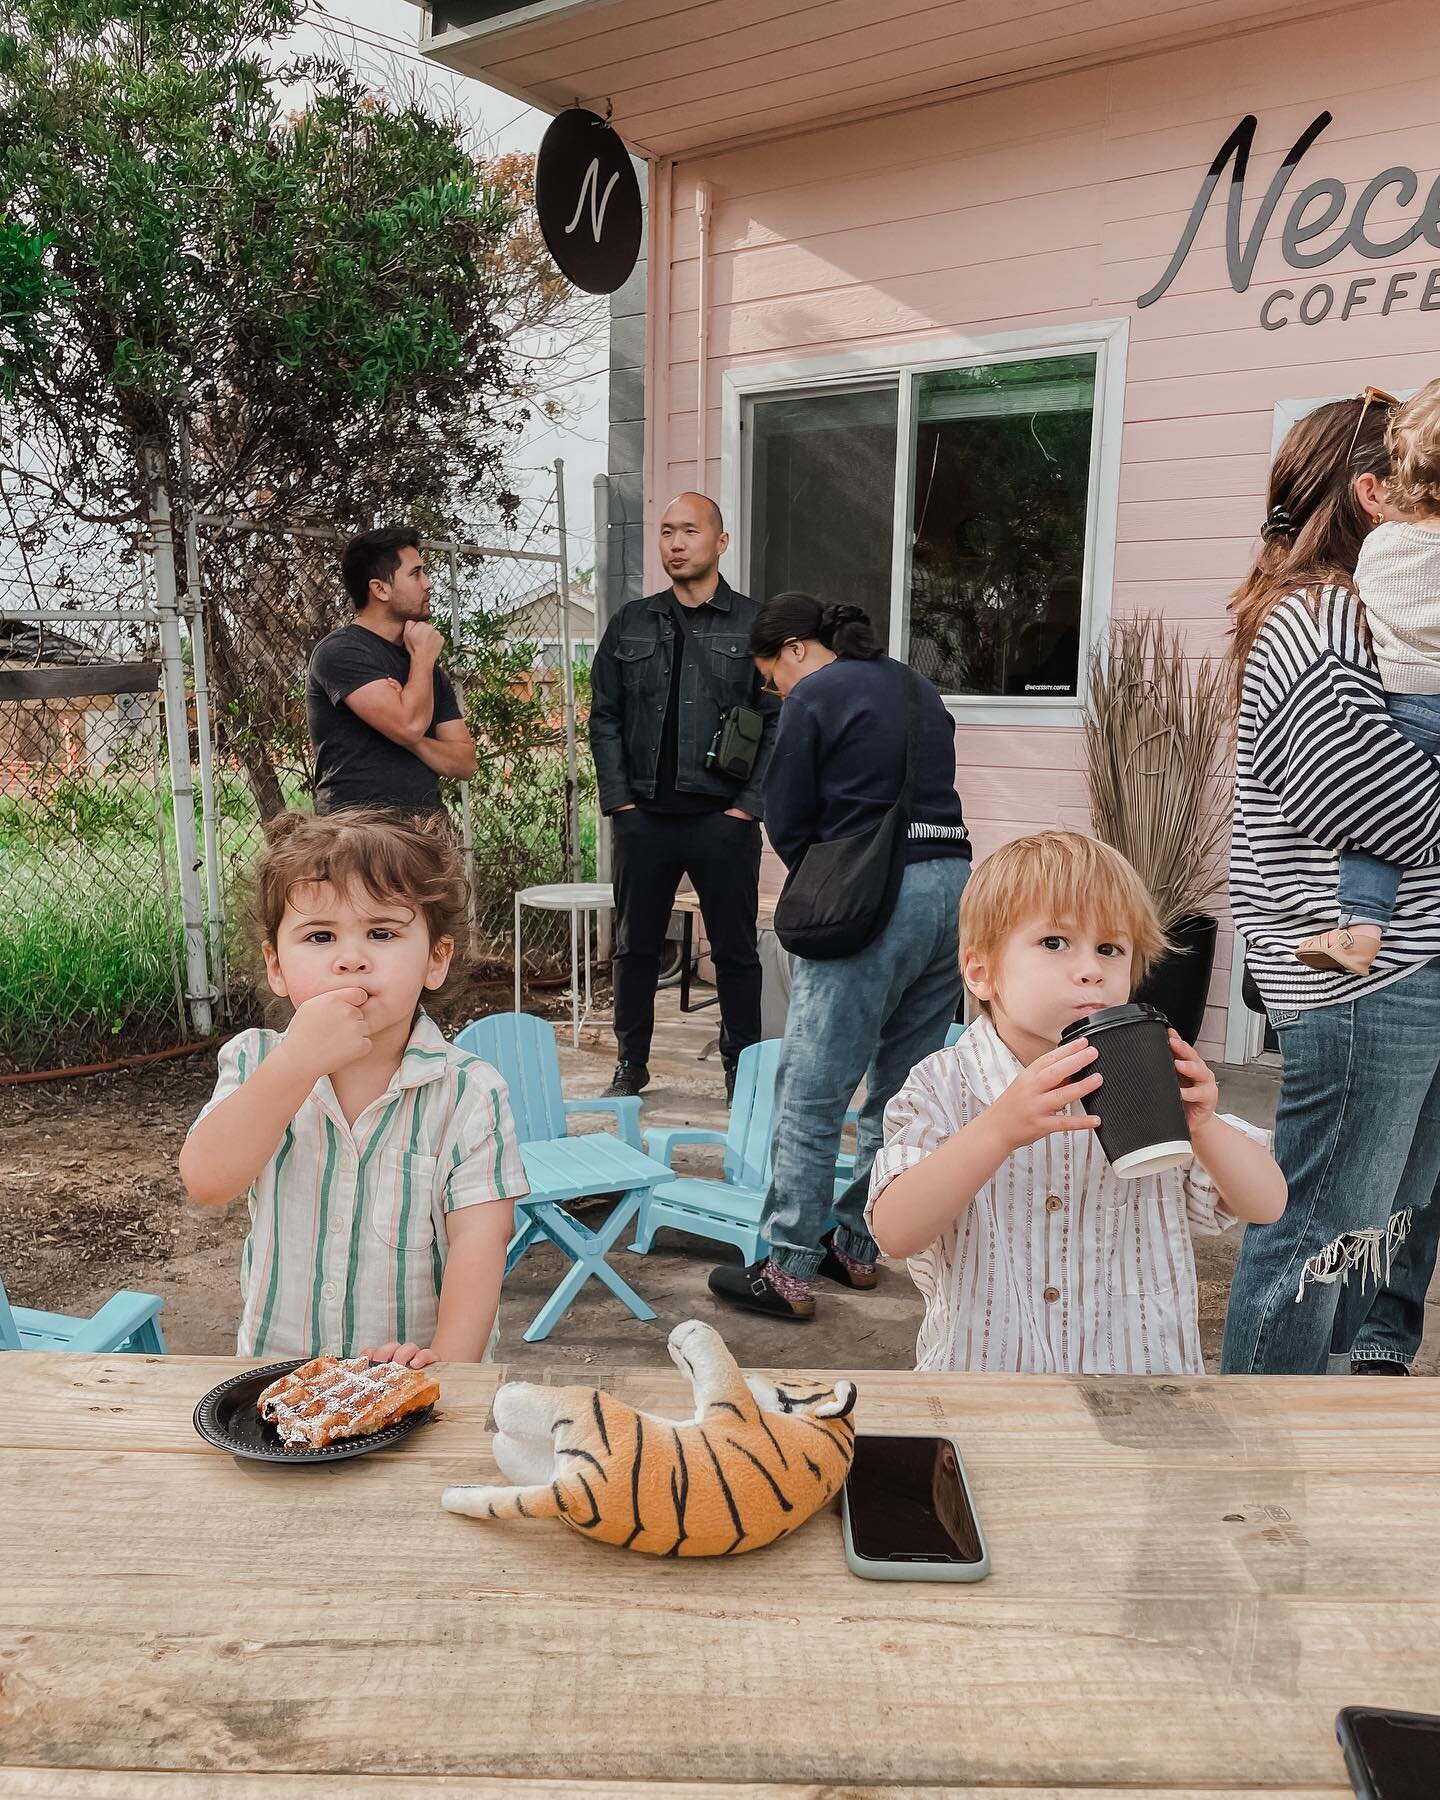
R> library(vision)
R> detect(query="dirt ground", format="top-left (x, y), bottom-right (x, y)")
top-left (1, 1057), bottom-right (223, 1314)
top-left (4, 992), bottom-right (1436, 1375)
top-left (0, 973), bottom-right (535, 1319)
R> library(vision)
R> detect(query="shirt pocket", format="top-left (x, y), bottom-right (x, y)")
top-left (615, 636), bottom-right (658, 689)
top-left (1103, 1191), bottom-right (1189, 1299)
top-left (367, 1150), bottom-right (440, 1251)
top-left (701, 634), bottom-right (751, 690)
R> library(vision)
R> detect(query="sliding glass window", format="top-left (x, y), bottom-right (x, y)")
top-left (742, 350), bottom-right (1098, 703)
top-left (906, 354), bottom-right (1095, 698)
top-left (745, 386), bottom-right (898, 646)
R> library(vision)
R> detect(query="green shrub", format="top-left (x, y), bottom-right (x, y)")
top-left (0, 748), bottom-right (590, 1064)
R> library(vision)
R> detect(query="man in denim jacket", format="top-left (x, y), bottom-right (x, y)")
top-left (589, 493), bottom-right (776, 1100)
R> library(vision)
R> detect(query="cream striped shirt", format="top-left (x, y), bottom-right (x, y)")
top-left (193, 1013), bottom-right (527, 1358)
top-left (866, 1017), bottom-right (1261, 1376)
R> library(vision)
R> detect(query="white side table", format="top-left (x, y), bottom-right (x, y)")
top-left (514, 882), bottom-right (616, 1049)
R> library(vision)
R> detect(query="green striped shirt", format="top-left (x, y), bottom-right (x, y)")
top-left (193, 1013), bottom-right (527, 1357)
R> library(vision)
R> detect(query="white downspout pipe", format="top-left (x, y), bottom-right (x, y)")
top-left (695, 179), bottom-right (712, 486)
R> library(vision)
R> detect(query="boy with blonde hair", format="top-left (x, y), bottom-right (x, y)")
top-left (867, 832), bottom-right (1285, 1375)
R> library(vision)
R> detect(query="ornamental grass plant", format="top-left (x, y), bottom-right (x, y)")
top-left (1084, 614), bottom-right (1235, 931)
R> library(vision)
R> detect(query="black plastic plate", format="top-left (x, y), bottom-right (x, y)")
top-left (192, 1359), bottom-right (435, 1465)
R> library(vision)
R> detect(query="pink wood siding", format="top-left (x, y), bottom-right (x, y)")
top-left (653, 0), bottom-right (1440, 1060)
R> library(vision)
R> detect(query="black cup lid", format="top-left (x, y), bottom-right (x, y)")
top-left (1059, 1002), bottom-right (1170, 1043)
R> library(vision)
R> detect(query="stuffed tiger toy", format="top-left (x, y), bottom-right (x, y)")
top-left (441, 1318), bottom-right (857, 1556)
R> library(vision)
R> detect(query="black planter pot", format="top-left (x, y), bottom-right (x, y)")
top-left (1134, 913), bottom-right (1219, 1047)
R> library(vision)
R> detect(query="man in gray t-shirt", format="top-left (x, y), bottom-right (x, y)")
top-left (306, 527), bottom-right (476, 816)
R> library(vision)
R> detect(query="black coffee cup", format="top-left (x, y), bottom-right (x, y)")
top-left (1058, 1002), bottom-right (1192, 1180)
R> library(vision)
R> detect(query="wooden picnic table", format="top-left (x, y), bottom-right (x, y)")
top-left (2, 1354), bottom-right (1437, 1797)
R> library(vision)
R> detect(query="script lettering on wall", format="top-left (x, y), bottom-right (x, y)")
top-left (1138, 111), bottom-right (1440, 329)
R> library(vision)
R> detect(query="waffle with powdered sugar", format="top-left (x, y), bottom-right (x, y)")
top-left (257, 1355), bottom-right (439, 1449)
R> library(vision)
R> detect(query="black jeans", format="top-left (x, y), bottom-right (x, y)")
top-left (611, 807), bottom-right (762, 1069)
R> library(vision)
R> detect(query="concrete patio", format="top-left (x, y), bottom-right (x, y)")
top-left (498, 987), bottom-right (1297, 1377)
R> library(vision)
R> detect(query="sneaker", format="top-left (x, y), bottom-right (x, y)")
top-left (602, 1061), bottom-right (649, 1098)
top-left (1352, 1359), bottom-right (1410, 1375)
top-left (1296, 925), bottom-right (1381, 974)
top-left (818, 1230), bottom-right (878, 1291)
top-left (708, 1260), bottom-right (815, 1320)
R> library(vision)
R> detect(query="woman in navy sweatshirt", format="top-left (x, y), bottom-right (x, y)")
top-left (709, 593), bottom-right (971, 1322)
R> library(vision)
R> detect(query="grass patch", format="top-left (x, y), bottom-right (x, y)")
top-left (0, 842), bottom-right (184, 1070)
top-left (1, 762), bottom-right (595, 1068)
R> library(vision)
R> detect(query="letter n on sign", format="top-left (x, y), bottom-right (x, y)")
top-left (536, 109), bottom-right (643, 295)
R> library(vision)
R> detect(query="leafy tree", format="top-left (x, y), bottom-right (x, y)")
top-left (0, 0), bottom-right (599, 811)
top-left (0, 221), bottom-right (67, 396)
top-left (444, 602), bottom-right (595, 960)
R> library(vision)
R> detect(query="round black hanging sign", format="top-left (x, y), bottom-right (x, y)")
top-left (535, 108), bottom-right (643, 295)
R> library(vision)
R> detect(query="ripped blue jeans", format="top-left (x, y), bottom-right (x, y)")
top-left (1221, 958), bottom-right (1440, 1374)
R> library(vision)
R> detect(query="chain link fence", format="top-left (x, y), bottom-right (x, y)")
top-left (1, 470), bottom-right (595, 1073)
top-left (0, 496), bottom-right (189, 1073)
top-left (197, 507), bottom-right (596, 1016)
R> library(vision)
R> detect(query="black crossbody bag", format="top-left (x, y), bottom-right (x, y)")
top-left (671, 602), bottom-right (766, 784)
top-left (773, 662), bottom-right (923, 961)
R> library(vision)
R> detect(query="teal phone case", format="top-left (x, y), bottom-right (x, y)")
top-left (841, 1432), bottom-right (990, 1583)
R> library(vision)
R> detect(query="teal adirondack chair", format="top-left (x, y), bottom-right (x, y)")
top-left (454, 1013), bottom-right (672, 1342)
top-left (0, 1275), bottom-right (164, 1354)
top-left (631, 1037), bottom-right (853, 1264)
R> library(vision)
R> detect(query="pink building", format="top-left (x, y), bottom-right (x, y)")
top-left (424, 0), bottom-right (1440, 1064)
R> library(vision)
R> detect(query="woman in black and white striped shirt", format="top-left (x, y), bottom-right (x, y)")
top-left (1223, 393), bottom-right (1440, 1375)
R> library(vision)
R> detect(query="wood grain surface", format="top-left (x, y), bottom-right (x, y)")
top-left (3, 1354), bottom-right (1435, 1793)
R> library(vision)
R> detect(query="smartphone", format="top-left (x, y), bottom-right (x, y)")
top-left (841, 1432), bottom-right (989, 1582)
top-left (1335, 1707), bottom-right (1440, 1799)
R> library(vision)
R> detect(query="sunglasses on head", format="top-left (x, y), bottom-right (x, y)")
top-left (1347, 385), bottom-right (1400, 463)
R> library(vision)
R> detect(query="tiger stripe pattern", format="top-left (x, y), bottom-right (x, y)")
top-left (441, 1319), bottom-right (857, 1556)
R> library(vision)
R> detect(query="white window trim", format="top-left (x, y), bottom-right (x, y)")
top-left (1272, 387), bottom-right (1416, 455)
top-left (1223, 937), bottom-right (1265, 1064)
top-left (1222, 397), bottom-right (1336, 1063)
top-left (719, 317), bottom-right (1129, 727)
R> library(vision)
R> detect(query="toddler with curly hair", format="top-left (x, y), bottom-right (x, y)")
top-left (179, 808), bottom-right (525, 1366)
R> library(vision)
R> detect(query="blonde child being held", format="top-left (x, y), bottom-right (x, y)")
top-left (867, 832), bottom-right (1286, 1376)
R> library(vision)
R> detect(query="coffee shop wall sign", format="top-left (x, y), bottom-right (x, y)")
top-left (1140, 110), bottom-right (1440, 330)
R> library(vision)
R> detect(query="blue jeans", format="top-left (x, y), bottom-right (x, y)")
top-left (1336, 694), bottom-right (1440, 924)
top-left (1220, 958), bottom-right (1440, 1373)
top-left (762, 855), bottom-right (969, 1280)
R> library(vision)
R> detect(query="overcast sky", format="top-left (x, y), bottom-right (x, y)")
top-left (280, 0), bottom-right (612, 577)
